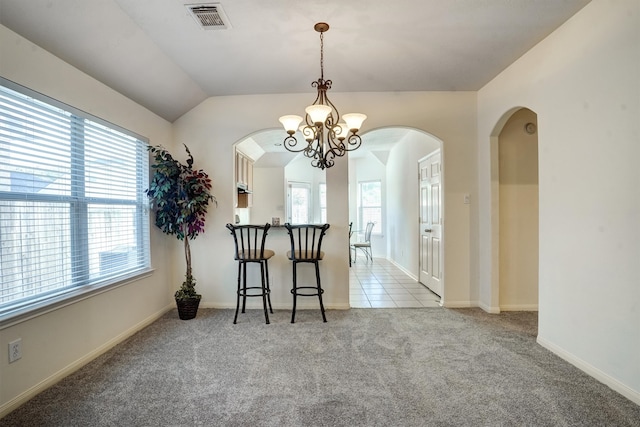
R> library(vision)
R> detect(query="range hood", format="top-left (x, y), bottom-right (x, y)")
top-left (237, 183), bottom-right (252, 194)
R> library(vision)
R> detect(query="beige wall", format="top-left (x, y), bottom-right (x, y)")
top-left (477, 0), bottom-right (640, 402)
top-left (251, 167), bottom-right (286, 225)
top-left (173, 91), bottom-right (478, 309)
top-left (0, 25), bottom-right (175, 415)
top-left (498, 108), bottom-right (539, 310)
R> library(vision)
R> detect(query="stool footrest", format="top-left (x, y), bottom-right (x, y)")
top-left (291, 286), bottom-right (324, 297)
top-left (238, 286), bottom-right (270, 297)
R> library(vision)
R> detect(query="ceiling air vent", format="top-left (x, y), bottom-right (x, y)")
top-left (186, 4), bottom-right (231, 30)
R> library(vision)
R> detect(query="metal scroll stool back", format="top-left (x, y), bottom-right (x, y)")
top-left (284, 223), bottom-right (330, 323)
top-left (226, 223), bottom-right (274, 324)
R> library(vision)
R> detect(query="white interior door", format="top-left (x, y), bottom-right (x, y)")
top-left (419, 151), bottom-right (443, 296)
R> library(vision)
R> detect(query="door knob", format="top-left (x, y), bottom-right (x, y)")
top-left (425, 229), bottom-right (432, 232)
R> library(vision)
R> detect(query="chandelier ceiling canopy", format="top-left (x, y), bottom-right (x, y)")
top-left (278, 22), bottom-right (367, 170)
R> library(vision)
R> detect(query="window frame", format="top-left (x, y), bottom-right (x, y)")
top-left (357, 180), bottom-right (382, 234)
top-left (0, 77), bottom-right (152, 326)
top-left (286, 181), bottom-right (312, 224)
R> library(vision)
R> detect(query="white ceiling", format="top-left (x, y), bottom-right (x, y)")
top-left (0, 0), bottom-right (591, 123)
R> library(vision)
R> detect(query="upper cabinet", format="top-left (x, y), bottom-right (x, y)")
top-left (236, 150), bottom-right (253, 208)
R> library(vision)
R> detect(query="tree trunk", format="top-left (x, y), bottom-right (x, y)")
top-left (184, 232), bottom-right (192, 284)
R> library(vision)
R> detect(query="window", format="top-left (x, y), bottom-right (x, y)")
top-left (319, 182), bottom-right (327, 224)
top-left (287, 182), bottom-right (311, 224)
top-left (0, 78), bottom-right (150, 318)
top-left (358, 180), bottom-right (382, 233)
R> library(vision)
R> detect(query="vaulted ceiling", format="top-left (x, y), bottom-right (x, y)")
top-left (0, 0), bottom-right (591, 123)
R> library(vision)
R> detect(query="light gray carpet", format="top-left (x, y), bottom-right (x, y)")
top-left (2, 308), bottom-right (639, 426)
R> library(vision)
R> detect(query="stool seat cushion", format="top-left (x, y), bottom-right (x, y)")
top-left (287, 250), bottom-right (324, 260)
top-left (236, 249), bottom-right (275, 260)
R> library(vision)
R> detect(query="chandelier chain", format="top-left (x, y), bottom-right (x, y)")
top-left (320, 31), bottom-right (324, 81)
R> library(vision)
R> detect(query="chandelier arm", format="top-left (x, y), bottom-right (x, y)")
top-left (322, 92), bottom-right (340, 130)
top-left (320, 149), bottom-right (335, 168)
top-left (310, 80), bottom-right (323, 100)
top-left (327, 128), bottom-right (339, 147)
top-left (283, 135), bottom-right (310, 153)
top-left (311, 158), bottom-right (325, 170)
top-left (303, 143), bottom-right (319, 158)
top-left (301, 127), bottom-right (323, 159)
top-left (325, 131), bottom-right (344, 155)
top-left (329, 141), bottom-right (347, 156)
top-left (301, 125), bottom-right (316, 142)
top-left (343, 133), bottom-right (363, 151)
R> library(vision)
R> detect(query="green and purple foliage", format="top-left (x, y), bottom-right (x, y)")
top-left (146, 144), bottom-right (216, 300)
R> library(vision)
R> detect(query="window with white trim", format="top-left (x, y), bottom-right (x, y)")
top-left (358, 180), bottom-right (382, 233)
top-left (0, 78), bottom-right (150, 318)
top-left (287, 181), bottom-right (311, 224)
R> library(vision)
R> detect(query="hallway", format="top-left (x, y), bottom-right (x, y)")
top-left (349, 258), bottom-right (441, 308)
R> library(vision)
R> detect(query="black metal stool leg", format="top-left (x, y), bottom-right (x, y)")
top-left (315, 261), bottom-right (327, 322)
top-left (241, 262), bottom-right (248, 313)
top-left (233, 262), bottom-right (242, 324)
top-left (260, 262), bottom-right (270, 324)
top-left (291, 262), bottom-right (298, 323)
top-left (264, 260), bottom-right (273, 314)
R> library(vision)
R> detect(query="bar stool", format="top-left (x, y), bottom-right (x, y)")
top-left (226, 223), bottom-right (274, 324)
top-left (284, 223), bottom-right (330, 323)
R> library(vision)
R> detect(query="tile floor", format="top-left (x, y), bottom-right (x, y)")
top-left (350, 257), bottom-right (442, 308)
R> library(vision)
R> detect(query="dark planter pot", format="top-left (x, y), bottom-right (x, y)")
top-left (176, 297), bottom-right (200, 320)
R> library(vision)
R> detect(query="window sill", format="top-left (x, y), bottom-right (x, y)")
top-left (0, 268), bottom-right (155, 330)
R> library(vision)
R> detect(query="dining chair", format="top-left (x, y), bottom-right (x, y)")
top-left (226, 223), bottom-right (274, 324)
top-left (351, 221), bottom-right (374, 263)
top-left (283, 223), bottom-right (330, 323)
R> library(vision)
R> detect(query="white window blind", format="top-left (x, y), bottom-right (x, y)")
top-left (358, 180), bottom-right (382, 233)
top-left (0, 78), bottom-right (150, 317)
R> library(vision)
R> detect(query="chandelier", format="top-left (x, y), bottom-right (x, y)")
top-left (278, 22), bottom-right (367, 170)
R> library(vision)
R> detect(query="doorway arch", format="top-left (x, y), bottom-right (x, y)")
top-left (349, 126), bottom-right (443, 307)
top-left (490, 108), bottom-right (539, 311)
top-left (232, 126), bottom-right (444, 309)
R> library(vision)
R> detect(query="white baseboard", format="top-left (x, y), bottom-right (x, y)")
top-left (441, 300), bottom-right (474, 309)
top-left (387, 258), bottom-right (418, 281)
top-left (537, 336), bottom-right (640, 406)
top-left (477, 301), bottom-right (501, 313)
top-left (0, 304), bottom-right (174, 419)
top-left (499, 304), bottom-right (538, 311)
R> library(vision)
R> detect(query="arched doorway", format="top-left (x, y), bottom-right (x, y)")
top-left (492, 108), bottom-right (539, 311)
top-left (348, 126), bottom-right (442, 308)
top-left (232, 126), bottom-right (444, 310)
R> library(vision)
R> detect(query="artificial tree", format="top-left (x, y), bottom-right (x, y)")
top-left (146, 144), bottom-right (216, 317)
